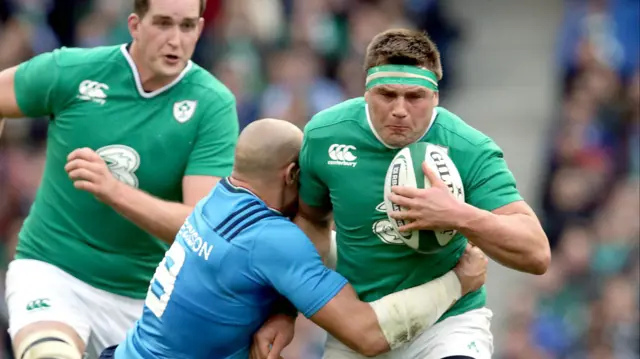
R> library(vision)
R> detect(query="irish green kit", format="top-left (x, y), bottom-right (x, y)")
top-left (299, 97), bottom-right (522, 320)
top-left (13, 45), bottom-right (239, 299)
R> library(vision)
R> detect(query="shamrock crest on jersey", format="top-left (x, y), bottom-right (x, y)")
top-left (372, 202), bottom-right (404, 245)
top-left (173, 100), bottom-right (198, 123)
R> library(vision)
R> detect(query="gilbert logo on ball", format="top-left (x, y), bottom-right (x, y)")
top-left (383, 142), bottom-right (465, 253)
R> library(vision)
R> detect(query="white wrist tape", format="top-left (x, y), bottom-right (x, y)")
top-left (325, 230), bottom-right (338, 269)
top-left (369, 271), bottom-right (462, 349)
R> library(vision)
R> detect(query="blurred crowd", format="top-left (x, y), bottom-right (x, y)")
top-left (0, 0), bottom-right (638, 359)
top-left (501, 1), bottom-right (640, 359)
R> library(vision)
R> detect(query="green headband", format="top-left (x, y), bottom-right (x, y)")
top-left (365, 65), bottom-right (438, 91)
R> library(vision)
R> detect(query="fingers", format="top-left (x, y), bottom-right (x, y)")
top-left (67, 147), bottom-right (102, 162)
top-left (72, 180), bottom-right (96, 192)
top-left (253, 336), bottom-right (272, 359)
top-left (467, 246), bottom-right (489, 269)
top-left (390, 185), bottom-right (421, 198)
top-left (468, 246), bottom-right (485, 258)
top-left (397, 221), bottom-right (420, 232)
top-left (387, 193), bottom-right (415, 208)
top-left (388, 209), bottom-right (418, 220)
top-left (422, 162), bottom-right (447, 190)
top-left (64, 159), bottom-right (103, 174)
top-left (266, 334), bottom-right (287, 359)
top-left (67, 168), bottom-right (100, 183)
top-left (249, 344), bottom-right (259, 359)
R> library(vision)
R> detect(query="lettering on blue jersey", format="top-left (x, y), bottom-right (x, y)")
top-left (180, 219), bottom-right (213, 260)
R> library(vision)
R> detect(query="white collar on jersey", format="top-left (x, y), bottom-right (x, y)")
top-left (119, 44), bottom-right (193, 99)
top-left (223, 178), bottom-right (284, 216)
top-left (365, 103), bottom-right (438, 149)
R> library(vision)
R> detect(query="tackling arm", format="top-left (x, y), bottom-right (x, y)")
top-left (255, 223), bottom-right (485, 358)
top-left (309, 270), bottom-right (463, 356)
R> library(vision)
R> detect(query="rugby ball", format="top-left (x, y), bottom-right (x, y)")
top-left (383, 142), bottom-right (465, 253)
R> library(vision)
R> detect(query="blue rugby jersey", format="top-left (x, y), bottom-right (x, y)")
top-left (115, 178), bottom-right (347, 359)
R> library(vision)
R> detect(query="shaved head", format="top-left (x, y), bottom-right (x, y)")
top-left (233, 118), bottom-right (303, 183)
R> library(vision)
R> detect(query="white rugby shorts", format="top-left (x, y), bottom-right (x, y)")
top-left (5, 259), bottom-right (144, 359)
top-left (323, 307), bottom-right (494, 359)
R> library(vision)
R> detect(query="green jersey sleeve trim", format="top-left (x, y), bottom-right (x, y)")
top-left (464, 140), bottom-right (523, 212)
top-left (14, 51), bottom-right (63, 117)
top-left (184, 98), bottom-right (239, 177)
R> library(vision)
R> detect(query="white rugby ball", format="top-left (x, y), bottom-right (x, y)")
top-left (383, 142), bottom-right (465, 253)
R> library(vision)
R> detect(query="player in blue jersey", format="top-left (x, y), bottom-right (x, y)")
top-left (100, 119), bottom-right (488, 359)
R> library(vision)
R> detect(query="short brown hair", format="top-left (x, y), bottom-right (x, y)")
top-left (364, 29), bottom-right (443, 80)
top-left (134, 0), bottom-right (207, 17)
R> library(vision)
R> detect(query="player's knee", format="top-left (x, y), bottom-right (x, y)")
top-left (16, 330), bottom-right (82, 359)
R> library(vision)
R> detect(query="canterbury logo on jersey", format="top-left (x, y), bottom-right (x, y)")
top-left (327, 144), bottom-right (357, 167)
top-left (26, 298), bottom-right (51, 311)
top-left (77, 80), bottom-right (109, 105)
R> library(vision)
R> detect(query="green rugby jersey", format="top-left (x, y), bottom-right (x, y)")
top-left (299, 97), bottom-right (522, 321)
top-left (14, 44), bottom-right (239, 299)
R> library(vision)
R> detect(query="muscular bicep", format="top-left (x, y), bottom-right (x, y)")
top-left (492, 200), bottom-right (536, 217)
top-left (0, 66), bottom-right (24, 118)
top-left (182, 175), bottom-right (221, 206)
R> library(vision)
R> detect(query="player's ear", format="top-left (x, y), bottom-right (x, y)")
top-left (432, 91), bottom-right (440, 107)
top-left (128, 13), bottom-right (142, 40)
top-left (196, 17), bottom-right (205, 38)
top-left (284, 162), bottom-right (300, 186)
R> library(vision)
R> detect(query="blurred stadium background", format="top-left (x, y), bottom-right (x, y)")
top-left (0, 0), bottom-right (638, 358)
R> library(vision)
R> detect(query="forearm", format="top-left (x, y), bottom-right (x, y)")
top-left (368, 271), bottom-right (462, 351)
top-left (105, 181), bottom-right (193, 243)
top-left (456, 203), bottom-right (550, 274)
top-left (311, 285), bottom-right (390, 357)
top-left (311, 271), bottom-right (461, 356)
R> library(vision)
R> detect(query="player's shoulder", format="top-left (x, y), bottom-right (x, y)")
top-left (249, 216), bottom-right (309, 250)
top-left (253, 216), bottom-right (303, 239)
top-left (431, 107), bottom-right (497, 149)
top-left (181, 62), bottom-right (235, 105)
top-left (304, 97), bottom-right (366, 137)
top-left (47, 45), bottom-right (123, 69)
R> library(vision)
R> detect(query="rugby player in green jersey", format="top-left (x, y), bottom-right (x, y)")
top-left (0, 0), bottom-right (239, 358)
top-left (258, 29), bottom-right (551, 359)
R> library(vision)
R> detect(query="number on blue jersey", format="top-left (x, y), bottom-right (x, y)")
top-left (145, 241), bottom-right (186, 318)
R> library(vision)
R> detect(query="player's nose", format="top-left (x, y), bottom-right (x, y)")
top-left (167, 27), bottom-right (181, 47)
top-left (391, 98), bottom-right (408, 119)
top-left (391, 108), bottom-right (408, 119)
